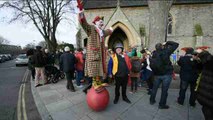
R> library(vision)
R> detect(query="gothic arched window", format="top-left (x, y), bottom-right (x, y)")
top-left (167, 14), bottom-right (172, 35)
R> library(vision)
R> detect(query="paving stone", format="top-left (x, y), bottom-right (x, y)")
top-left (42, 94), bottom-right (63, 105)
top-left (46, 99), bottom-right (73, 114)
top-left (51, 108), bottom-right (79, 120)
top-left (67, 93), bottom-right (85, 105)
top-left (39, 90), bottom-right (62, 98)
top-left (156, 106), bottom-right (188, 120)
top-left (37, 85), bottom-right (52, 92)
top-left (56, 88), bottom-right (79, 98)
top-left (153, 115), bottom-right (172, 120)
top-left (79, 115), bottom-right (93, 120)
top-left (70, 101), bottom-right (93, 119)
top-left (50, 84), bottom-right (66, 90)
top-left (120, 109), bottom-right (154, 120)
top-left (188, 105), bottom-right (204, 120)
top-left (34, 78), bottom-right (205, 120)
top-left (88, 110), bottom-right (120, 120)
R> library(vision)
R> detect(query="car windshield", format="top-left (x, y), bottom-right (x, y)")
top-left (17, 54), bottom-right (27, 59)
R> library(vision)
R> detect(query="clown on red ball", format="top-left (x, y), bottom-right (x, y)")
top-left (77, 0), bottom-right (113, 111)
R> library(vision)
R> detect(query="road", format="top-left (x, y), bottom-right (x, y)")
top-left (0, 60), bottom-right (41, 120)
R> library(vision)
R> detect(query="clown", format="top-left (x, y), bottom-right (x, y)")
top-left (77, 0), bottom-right (113, 92)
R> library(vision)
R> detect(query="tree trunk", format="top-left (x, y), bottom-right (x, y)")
top-left (148, 0), bottom-right (173, 50)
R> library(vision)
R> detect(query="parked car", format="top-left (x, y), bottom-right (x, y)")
top-left (0, 56), bottom-right (3, 63)
top-left (0, 55), bottom-right (7, 63)
top-left (15, 54), bottom-right (28, 66)
top-left (4, 54), bottom-right (12, 60)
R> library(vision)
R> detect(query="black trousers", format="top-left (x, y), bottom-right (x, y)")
top-left (202, 106), bottom-right (213, 120)
top-left (65, 71), bottom-right (75, 90)
top-left (115, 75), bottom-right (128, 99)
top-left (130, 77), bottom-right (138, 91)
top-left (31, 69), bottom-right (35, 79)
top-left (146, 74), bottom-right (154, 90)
top-left (178, 80), bottom-right (196, 105)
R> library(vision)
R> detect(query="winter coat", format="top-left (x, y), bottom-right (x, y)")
top-left (28, 55), bottom-right (35, 70)
top-left (59, 52), bottom-right (76, 73)
top-left (108, 53), bottom-right (132, 76)
top-left (152, 41), bottom-right (179, 75)
top-left (75, 52), bottom-right (84, 71)
top-left (178, 54), bottom-right (199, 82)
top-left (197, 54), bottom-right (213, 108)
top-left (79, 12), bottom-right (112, 77)
top-left (130, 56), bottom-right (141, 77)
top-left (45, 53), bottom-right (55, 65)
top-left (32, 50), bottom-right (47, 67)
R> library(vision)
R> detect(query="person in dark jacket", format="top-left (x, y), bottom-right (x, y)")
top-left (27, 49), bottom-right (36, 80)
top-left (129, 48), bottom-right (141, 93)
top-left (33, 46), bottom-right (47, 87)
top-left (60, 46), bottom-right (76, 92)
top-left (177, 48), bottom-right (199, 106)
top-left (150, 41), bottom-right (179, 109)
top-left (44, 49), bottom-right (55, 66)
top-left (196, 50), bottom-right (213, 120)
top-left (141, 49), bottom-right (154, 95)
top-left (108, 43), bottom-right (132, 104)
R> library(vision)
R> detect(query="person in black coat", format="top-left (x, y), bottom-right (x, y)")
top-left (196, 50), bottom-right (213, 120)
top-left (32, 46), bottom-right (47, 87)
top-left (177, 48), bottom-right (199, 106)
top-left (60, 46), bottom-right (76, 92)
top-left (150, 41), bottom-right (179, 109)
top-left (27, 49), bottom-right (36, 80)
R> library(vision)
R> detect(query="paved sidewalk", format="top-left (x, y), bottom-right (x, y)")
top-left (31, 78), bottom-right (204, 120)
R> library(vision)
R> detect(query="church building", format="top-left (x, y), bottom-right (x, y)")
top-left (76, 0), bottom-right (213, 54)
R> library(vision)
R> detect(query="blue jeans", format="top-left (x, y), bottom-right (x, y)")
top-left (150, 74), bottom-right (172, 106)
top-left (76, 70), bottom-right (84, 86)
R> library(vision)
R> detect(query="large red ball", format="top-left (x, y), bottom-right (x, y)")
top-left (86, 87), bottom-right (110, 111)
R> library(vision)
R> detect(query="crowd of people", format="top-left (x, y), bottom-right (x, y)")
top-left (26, 41), bottom-right (213, 120)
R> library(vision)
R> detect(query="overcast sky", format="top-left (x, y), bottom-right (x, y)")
top-left (0, 1), bottom-right (78, 48)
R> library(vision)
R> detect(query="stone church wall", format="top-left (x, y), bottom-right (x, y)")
top-left (79, 3), bottom-right (213, 54)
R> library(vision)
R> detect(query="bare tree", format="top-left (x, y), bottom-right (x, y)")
top-left (38, 40), bottom-right (47, 48)
top-left (0, 35), bottom-right (10, 45)
top-left (0, 0), bottom-right (75, 52)
top-left (148, 0), bottom-right (174, 50)
top-left (24, 42), bottom-right (35, 49)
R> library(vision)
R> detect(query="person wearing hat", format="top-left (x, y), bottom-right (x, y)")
top-left (33, 46), bottom-right (47, 87)
top-left (108, 43), bottom-right (132, 104)
top-left (60, 46), bottom-right (76, 92)
top-left (77, 1), bottom-right (113, 91)
top-left (177, 47), bottom-right (200, 107)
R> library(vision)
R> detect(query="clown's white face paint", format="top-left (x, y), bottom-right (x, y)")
top-left (95, 20), bottom-right (104, 29)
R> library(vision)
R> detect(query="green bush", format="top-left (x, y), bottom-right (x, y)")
top-left (139, 25), bottom-right (146, 36)
top-left (194, 24), bottom-right (203, 36)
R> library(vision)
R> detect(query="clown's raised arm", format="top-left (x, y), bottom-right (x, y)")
top-left (77, 0), bottom-right (113, 37)
top-left (77, 1), bottom-right (91, 36)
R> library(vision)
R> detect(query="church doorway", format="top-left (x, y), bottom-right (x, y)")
top-left (108, 27), bottom-right (129, 51)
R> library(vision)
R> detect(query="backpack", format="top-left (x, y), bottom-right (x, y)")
top-left (149, 51), bottom-right (167, 75)
top-left (131, 59), bottom-right (141, 73)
